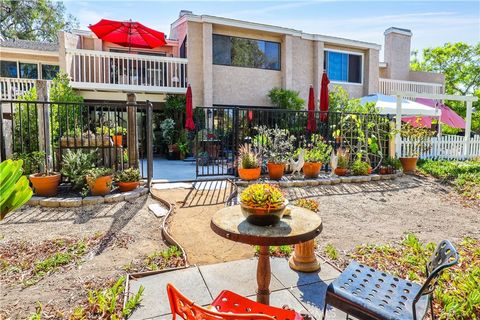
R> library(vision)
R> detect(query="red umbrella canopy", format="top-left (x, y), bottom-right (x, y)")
top-left (185, 85), bottom-right (195, 131)
top-left (307, 85), bottom-right (316, 132)
top-left (89, 19), bottom-right (166, 49)
top-left (320, 72), bottom-right (330, 122)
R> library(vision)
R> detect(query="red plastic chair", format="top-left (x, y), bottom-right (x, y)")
top-left (167, 283), bottom-right (303, 320)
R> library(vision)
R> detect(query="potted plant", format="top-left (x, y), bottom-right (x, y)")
top-left (177, 129), bottom-right (189, 160)
top-left (256, 126), bottom-right (295, 180)
top-left (60, 128), bottom-right (82, 147)
top-left (398, 123), bottom-right (434, 173)
top-left (335, 153), bottom-right (349, 176)
top-left (237, 144), bottom-right (261, 181)
top-left (60, 149), bottom-right (96, 191)
top-left (351, 158), bottom-right (370, 176)
top-left (160, 118), bottom-right (178, 159)
top-left (110, 126), bottom-right (127, 147)
top-left (85, 167), bottom-right (113, 196)
top-left (303, 139), bottom-right (332, 179)
top-left (95, 126), bottom-right (113, 147)
top-left (26, 151), bottom-right (62, 197)
top-left (115, 168), bottom-right (140, 192)
top-left (239, 183), bottom-right (288, 226)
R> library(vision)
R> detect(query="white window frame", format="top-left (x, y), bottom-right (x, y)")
top-left (325, 49), bottom-right (364, 86)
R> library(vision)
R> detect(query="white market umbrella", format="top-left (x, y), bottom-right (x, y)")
top-left (360, 94), bottom-right (441, 117)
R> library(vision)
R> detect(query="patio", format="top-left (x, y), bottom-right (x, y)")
top-left (128, 257), bottom-right (345, 320)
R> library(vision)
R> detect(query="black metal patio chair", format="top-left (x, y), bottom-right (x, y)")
top-left (322, 240), bottom-right (459, 320)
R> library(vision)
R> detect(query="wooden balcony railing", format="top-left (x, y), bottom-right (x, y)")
top-left (0, 78), bottom-right (49, 100)
top-left (65, 49), bottom-right (188, 93)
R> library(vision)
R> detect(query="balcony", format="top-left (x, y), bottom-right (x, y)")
top-left (379, 78), bottom-right (443, 96)
top-left (65, 49), bottom-right (188, 94)
top-left (0, 78), bottom-right (49, 100)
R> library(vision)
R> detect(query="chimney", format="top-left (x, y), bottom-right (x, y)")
top-left (179, 10), bottom-right (193, 18)
top-left (383, 27), bottom-right (412, 81)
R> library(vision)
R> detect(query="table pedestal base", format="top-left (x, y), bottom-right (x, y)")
top-left (289, 240), bottom-right (321, 273)
top-left (256, 246), bottom-right (271, 305)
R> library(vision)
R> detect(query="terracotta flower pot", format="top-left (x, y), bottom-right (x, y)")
top-left (267, 162), bottom-right (285, 180)
top-left (367, 166), bottom-right (372, 175)
top-left (118, 181), bottom-right (139, 192)
top-left (303, 162), bottom-right (322, 179)
top-left (238, 167), bottom-right (261, 181)
top-left (112, 135), bottom-right (123, 147)
top-left (334, 167), bottom-right (348, 176)
top-left (240, 199), bottom-right (288, 226)
top-left (29, 173), bottom-right (61, 197)
top-left (379, 167), bottom-right (388, 175)
top-left (399, 157), bottom-right (418, 173)
top-left (88, 175), bottom-right (113, 196)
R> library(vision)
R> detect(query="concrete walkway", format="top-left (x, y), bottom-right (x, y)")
top-left (128, 257), bottom-right (349, 320)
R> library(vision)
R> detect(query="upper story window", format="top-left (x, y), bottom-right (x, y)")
top-left (324, 50), bottom-right (362, 84)
top-left (42, 64), bottom-right (59, 80)
top-left (1, 61), bottom-right (17, 78)
top-left (213, 34), bottom-right (281, 71)
top-left (19, 63), bottom-right (38, 79)
top-left (1, 61), bottom-right (59, 80)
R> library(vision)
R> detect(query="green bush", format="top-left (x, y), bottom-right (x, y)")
top-left (351, 159), bottom-right (370, 175)
top-left (268, 88), bottom-right (305, 110)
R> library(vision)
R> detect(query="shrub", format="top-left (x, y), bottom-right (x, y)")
top-left (255, 126), bottom-right (295, 164)
top-left (115, 168), bottom-right (140, 183)
top-left (304, 140), bottom-right (332, 163)
top-left (351, 159), bottom-right (370, 175)
top-left (160, 118), bottom-right (176, 146)
top-left (60, 150), bottom-right (96, 190)
top-left (268, 88), bottom-right (305, 110)
top-left (240, 184), bottom-right (285, 209)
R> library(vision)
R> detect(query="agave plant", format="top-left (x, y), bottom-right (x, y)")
top-left (0, 159), bottom-right (33, 220)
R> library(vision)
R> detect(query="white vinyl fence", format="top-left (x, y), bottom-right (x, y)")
top-left (400, 135), bottom-right (480, 160)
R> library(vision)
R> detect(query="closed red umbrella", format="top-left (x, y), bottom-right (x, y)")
top-left (320, 71), bottom-right (330, 122)
top-left (307, 85), bottom-right (316, 132)
top-left (185, 84), bottom-right (195, 131)
top-left (89, 19), bottom-right (166, 49)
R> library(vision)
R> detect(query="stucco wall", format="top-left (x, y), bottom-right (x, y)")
top-left (409, 71), bottom-right (444, 84)
top-left (291, 37), bottom-right (314, 102)
top-left (383, 31), bottom-right (411, 81)
top-left (186, 21), bottom-right (204, 107)
top-left (0, 52), bottom-right (59, 64)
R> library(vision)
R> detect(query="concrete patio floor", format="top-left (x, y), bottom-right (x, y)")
top-left (128, 257), bottom-right (350, 320)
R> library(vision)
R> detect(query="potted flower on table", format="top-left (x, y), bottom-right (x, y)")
top-left (237, 144), bottom-right (261, 181)
top-left (239, 183), bottom-right (288, 226)
top-left (115, 168), bottom-right (141, 192)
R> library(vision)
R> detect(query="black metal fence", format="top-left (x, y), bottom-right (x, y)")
top-left (0, 100), bottom-right (153, 183)
top-left (194, 106), bottom-right (392, 177)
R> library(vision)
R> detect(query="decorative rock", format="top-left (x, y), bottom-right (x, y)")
top-left (104, 193), bottom-right (125, 203)
top-left (40, 197), bottom-right (60, 208)
top-left (27, 196), bottom-right (44, 206)
top-left (370, 174), bottom-right (381, 181)
top-left (340, 176), bottom-right (353, 183)
top-left (148, 203), bottom-right (168, 218)
top-left (59, 197), bottom-right (82, 207)
top-left (82, 196), bottom-right (104, 205)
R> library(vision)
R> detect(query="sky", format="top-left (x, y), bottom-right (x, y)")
top-left (64, 0), bottom-right (479, 58)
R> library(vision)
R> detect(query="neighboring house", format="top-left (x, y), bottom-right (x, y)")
top-left (0, 10), bottom-right (444, 107)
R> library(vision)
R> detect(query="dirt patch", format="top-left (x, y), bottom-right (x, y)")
top-left (163, 176), bottom-right (478, 266)
top-left (0, 195), bottom-right (169, 318)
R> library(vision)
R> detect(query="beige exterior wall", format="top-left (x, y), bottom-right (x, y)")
top-left (0, 51), bottom-right (58, 65)
top-left (409, 70), bottom-right (444, 84)
top-left (383, 29), bottom-right (412, 81)
top-left (186, 21), bottom-right (204, 107)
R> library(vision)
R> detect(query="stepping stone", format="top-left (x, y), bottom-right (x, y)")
top-left (148, 203), bottom-right (168, 218)
top-left (129, 267), bottom-right (211, 320)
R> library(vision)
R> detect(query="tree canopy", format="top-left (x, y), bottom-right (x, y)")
top-left (411, 42), bottom-right (480, 132)
top-left (0, 0), bottom-right (78, 42)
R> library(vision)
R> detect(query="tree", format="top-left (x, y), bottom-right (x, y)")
top-left (411, 42), bottom-right (480, 132)
top-left (0, 0), bottom-right (78, 42)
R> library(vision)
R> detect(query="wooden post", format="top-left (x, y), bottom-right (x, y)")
top-left (127, 93), bottom-right (139, 168)
top-left (36, 80), bottom-right (52, 172)
top-left (146, 100), bottom-right (153, 186)
top-left (289, 240), bottom-right (321, 272)
top-left (256, 246), bottom-right (271, 305)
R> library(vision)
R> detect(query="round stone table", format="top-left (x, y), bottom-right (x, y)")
top-left (211, 205), bottom-right (323, 305)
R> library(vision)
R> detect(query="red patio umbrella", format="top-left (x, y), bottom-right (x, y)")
top-left (89, 19), bottom-right (166, 49)
top-left (185, 84), bottom-right (195, 131)
top-left (319, 71), bottom-right (330, 122)
top-left (307, 85), bottom-right (316, 132)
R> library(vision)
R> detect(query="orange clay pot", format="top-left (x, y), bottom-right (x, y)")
top-left (399, 157), bottom-right (418, 173)
top-left (29, 173), bottom-right (61, 196)
top-left (379, 167), bottom-right (388, 175)
top-left (238, 167), bottom-right (261, 181)
top-left (367, 166), bottom-right (372, 175)
top-left (334, 167), bottom-right (348, 176)
top-left (112, 135), bottom-right (123, 147)
top-left (267, 162), bottom-right (285, 180)
top-left (88, 175), bottom-right (113, 196)
top-left (118, 181), bottom-right (139, 192)
top-left (303, 162), bottom-right (322, 179)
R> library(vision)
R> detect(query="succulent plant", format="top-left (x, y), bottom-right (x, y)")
top-left (240, 183), bottom-right (285, 209)
top-left (115, 168), bottom-right (141, 183)
top-left (238, 144), bottom-right (259, 169)
top-left (0, 159), bottom-right (33, 220)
